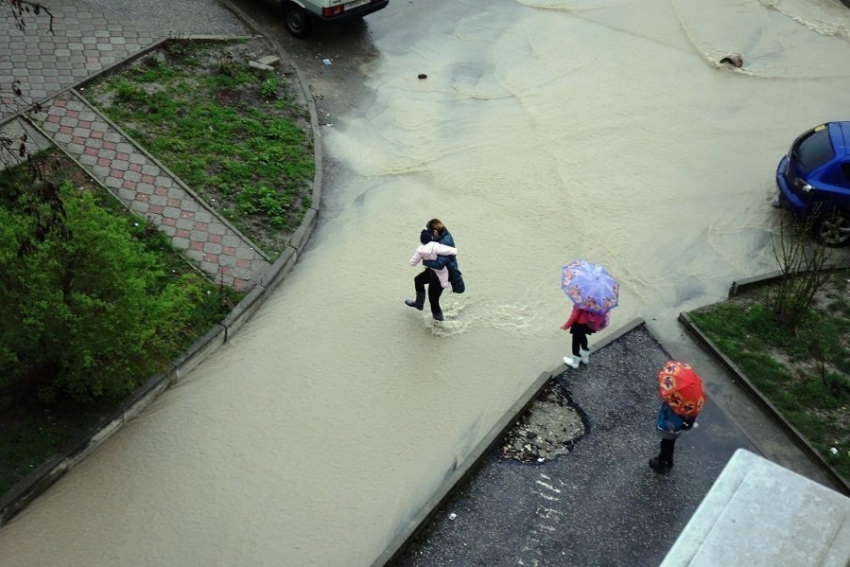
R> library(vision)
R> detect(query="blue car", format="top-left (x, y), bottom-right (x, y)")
top-left (775, 122), bottom-right (850, 246)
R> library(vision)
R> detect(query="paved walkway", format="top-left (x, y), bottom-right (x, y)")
top-left (28, 90), bottom-right (270, 290)
top-left (2, 2), bottom-right (272, 290)
top-left (0, 0), bottom-right (161, 120)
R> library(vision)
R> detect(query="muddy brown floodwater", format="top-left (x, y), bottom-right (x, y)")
top-left (0, 0), bottom-right (849, 565)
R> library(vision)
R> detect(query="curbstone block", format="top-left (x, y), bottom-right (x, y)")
top-left (171, 323), bottom-right (227, 381)
top-left (289, 207), bottom-right (317, 251)
top-left (221, 284), bottom-right (266, 340)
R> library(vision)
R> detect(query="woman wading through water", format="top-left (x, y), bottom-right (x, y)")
top-left (404, 219), bottom-right (463, 321)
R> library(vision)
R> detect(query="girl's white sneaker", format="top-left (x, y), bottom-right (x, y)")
top-left (579, 349), bottom-right (590, 365)
top-left (563, 356), bottom-right (580, 369)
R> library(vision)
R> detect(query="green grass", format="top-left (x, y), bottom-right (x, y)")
top-left (87, 40), bottom-right (314, 258)
top-left (688, 271), bottom-right (850, 482)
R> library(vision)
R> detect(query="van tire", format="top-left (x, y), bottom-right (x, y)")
top-left (814, 211), bottom-right (850, 247)
top-left (281, 3), bottom-right (311, 38)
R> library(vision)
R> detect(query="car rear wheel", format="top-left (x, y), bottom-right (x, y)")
top-left (815, 211), bottom-right (850, 247)
top-left (282, 3), bottom-right (311, 38)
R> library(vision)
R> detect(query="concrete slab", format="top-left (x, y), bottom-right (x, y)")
top-left (396, 325), bottom-right (757, 567)
top-left (662, 449), bottom-right (850, 567)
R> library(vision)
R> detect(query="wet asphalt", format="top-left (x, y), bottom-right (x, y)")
top-left (395, 324), bottom-right (756, 567)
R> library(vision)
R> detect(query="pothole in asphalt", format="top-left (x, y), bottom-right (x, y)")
top-left (500, 382), bottom-right (587, 464)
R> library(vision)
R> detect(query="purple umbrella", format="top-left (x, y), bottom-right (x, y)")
top-left (560, 259), bottom-right (619, 314)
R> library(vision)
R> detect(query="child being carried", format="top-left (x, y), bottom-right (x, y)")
top-left (409, 229), bottom-right (458, 288)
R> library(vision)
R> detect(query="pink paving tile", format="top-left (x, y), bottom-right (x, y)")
top-left (154, 187), bottom-right (168, 196)
top-left (141, 175), bottom-right (155, 184)
top-left (54, 99), bottom-right (67, 107)
top-left (220, 266), bottom-right (233, 275)
top-left (110, 169), bottom-right (124, 179)
top-left (129, 164), bottom-right (142, 172)
top-left (73, 136), bottom-right (86, 145)
top-left (236, 259), bottom-right (251, 269)
top-left (149, 205), bottom-right (163, 214)
top-left (97, 158), bottom-right (110, 167)
top-left (59, 126), bottom-right (72, 134)
top-left (204, 253), bottom-right (218, 262)
top-left (194, 222), bottom-right (209, 231)
top-left (162, 218), bottom-right (176, 226)
top-left (78, 120), bottom-right (91, 129)
top-left (47, 115), bottom-right (60, 123)
top-left (91, 131), bottom-right (103, 139)
top-left (103, 141), bottom-right (116, 150)
top-left (167, 198), bottom-right (180, 207)
top-left (65, 110), bottom-right (79, 118)
top-left (84, 147), bottom-right (98, 156)
top-left (233, 278), bottom-right (248, 290)
top-left (208, 234), bottom-right (222, 244)
top-left (180, 211), bottom-right (193, 219)
top-left (125, 180), bottom-right (139, 190)
top-left (176, 229), bottom-right (190, 238)
top-left (190, 241), bottom-right (203, 251)
top-left (222, 246), bottom-right (236, 256)
top-left (116, 152), bottom-right (130, 160)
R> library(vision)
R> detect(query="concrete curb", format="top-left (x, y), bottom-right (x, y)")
top-left (0, 28), bottom-right (324, 527)
top-left (370, 317), bottom-right (647, 567)
top-left (679, 311), bottom-right (850, 496)
top-left (728, 257), bottom-right (850, 297)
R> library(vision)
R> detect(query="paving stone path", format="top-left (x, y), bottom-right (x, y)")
top-left (30, 89), bottom-right (270, 290)
top-left (0, 1), bottom-right (161, 120)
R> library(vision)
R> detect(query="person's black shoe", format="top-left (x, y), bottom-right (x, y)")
top-left (432, 311), bottom-right (444, 322)
top-left (404, 292), bottom-right (426, 311)
top-left (649, 457), bottom-right (673, 474)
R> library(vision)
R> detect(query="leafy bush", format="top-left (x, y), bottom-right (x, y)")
top-left (0, 178), bottom-right (226, 405)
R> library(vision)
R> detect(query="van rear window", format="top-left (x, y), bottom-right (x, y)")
top-left (794, 127), bottom-right (834, 173)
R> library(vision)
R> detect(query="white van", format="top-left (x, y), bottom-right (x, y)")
top-left (278, 0), bottom-right (390, 38)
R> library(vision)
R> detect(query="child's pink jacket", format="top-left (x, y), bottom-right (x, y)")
top-left (563, 305), bottom-right (608, 331)
top-left (409, 242), bottom-right (458, 288)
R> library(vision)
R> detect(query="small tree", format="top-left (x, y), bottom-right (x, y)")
top-left (0, 174), bottom-right (218, 405)
top-left (770, 216), bottom-right (833, 333)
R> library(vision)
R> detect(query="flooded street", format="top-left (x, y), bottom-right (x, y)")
top-left (1, 0), bottom-right (849, 565)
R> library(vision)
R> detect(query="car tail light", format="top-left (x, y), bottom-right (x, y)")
top-left (322, 6), bottom-right (345, 16)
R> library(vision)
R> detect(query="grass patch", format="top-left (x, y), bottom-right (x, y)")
top-left (688, 270), bottom-right (850, 482)
top-left (85, 39), bottom-right (314, 259)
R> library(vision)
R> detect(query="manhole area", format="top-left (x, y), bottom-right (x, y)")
top-left (500, 382), bottom-right (586, 464)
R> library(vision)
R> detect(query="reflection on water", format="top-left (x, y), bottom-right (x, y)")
top-left (0, 0), bottom-right (848, 565)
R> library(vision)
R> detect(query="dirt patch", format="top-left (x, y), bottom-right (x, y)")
top-left (500, 383), bottom-right (587, 463)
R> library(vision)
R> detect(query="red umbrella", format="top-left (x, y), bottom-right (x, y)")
top-left (657, 361), bottom-right (706, 417)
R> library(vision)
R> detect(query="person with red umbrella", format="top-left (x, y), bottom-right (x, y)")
top-left (650, 361), bottom-right (706, 474)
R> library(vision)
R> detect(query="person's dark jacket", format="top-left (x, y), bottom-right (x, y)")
top-left (423, 230), bottom-right (458, 273)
